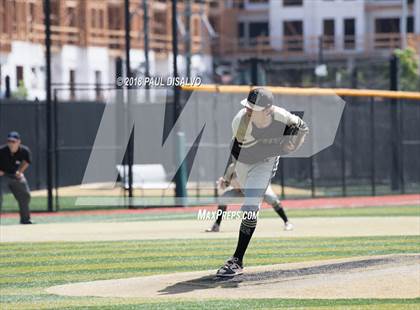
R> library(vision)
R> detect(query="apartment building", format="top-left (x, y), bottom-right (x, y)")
top-left (1, 0), bottom-right (419, 99)
top-left (209, 0), bottom-right (420, 60)
top-left (0, 0), bottom-right (213, 100)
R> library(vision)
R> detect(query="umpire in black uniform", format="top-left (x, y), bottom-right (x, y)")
top-left (0, 132), bottom-right (32, 224)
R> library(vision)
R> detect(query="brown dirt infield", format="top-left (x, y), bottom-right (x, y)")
top-left (1, 217), bottom-right (419, 243)
top-left (30, 183), bottom-right (312, 197)
top-left (46, 254), bottom-right (420, 299)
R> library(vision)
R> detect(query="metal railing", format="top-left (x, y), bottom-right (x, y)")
top-left (180, 84), bottom-right (420, 198)
top-left (213, 33), bottom-right (420, 58)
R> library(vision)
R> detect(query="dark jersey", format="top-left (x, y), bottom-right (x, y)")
top-left (0, 144), bottom-right (32, 174)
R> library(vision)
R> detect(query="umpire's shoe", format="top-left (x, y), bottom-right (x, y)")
top-left (216, 257), bottom-right (243, 277)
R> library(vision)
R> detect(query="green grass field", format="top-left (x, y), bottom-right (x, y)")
top-left (1, 203), bottom-right (419, 309)
top-left (1, 235), bottom-right (419, 309)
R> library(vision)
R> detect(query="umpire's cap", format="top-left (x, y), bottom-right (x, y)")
top-left (7, 131), bottom-right (20, 142)
top-left (240, 88), bottom-right (274, 111)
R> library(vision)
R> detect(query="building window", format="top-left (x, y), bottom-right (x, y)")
top-left (0, 1), bottom-right (5, 34)
top-left (98, 10), bottom-right (104, 29)
top-left (375, 18), bottom-right (399, 49)
top-left (407, 16), bottom-right (414, 33)
top-left (375, 18), bottom-right (400, 33)
top-left (208, 16), bottom-right (219, 33)
top-left (344, 18), bottom-right (355, 49)
top-left (91, 9), bottom-right (96, 28)
top-left (322, 19), bottom-right (335, 49)
top-left (108, 5), bottom-right (122, 30)
top-left (283, 20), bottom-right (303, 51)
top-left (30, 67), bottom-right (37, 89)
top-left (69, 70), bottom-right (75, 100)
top-left (238, 22), bottom-right (245, 46)
top-left (66, 7), bottom-right (77, 27)
top-left (29, 3), bottom-right (36, 24)
top-left (16, 66), bottom-right (23, 87)
top-left (91, 9), bottom-right (104, 28)
top-left (50, 0), bottom-right (60, 26)
top-left (233, 0), bottom-right (244, 9)
top-left (283, 0), bottom-right (303, 6)
top-left (209, 1), bottom-right (219, 8)
top-left (238, 22), bottom-right (245, 37)
top-left (153, 12), bottom-right (166, 35)
top-left (249, 22), bottom-right (269, 46)
top-left (249, 22), bottom-right (269, 37)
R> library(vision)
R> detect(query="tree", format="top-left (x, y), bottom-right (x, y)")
top-left (12, 81), bottom-right (28, 99)
top-left (394, 48), bottom-right (420, 91)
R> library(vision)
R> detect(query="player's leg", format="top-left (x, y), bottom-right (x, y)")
top-left (205, 205), bottom-right (226, 232)
top-left (264, 185), bottom-right (293, 230)
top-left (8, 176), bottom-right (31, 224)
top-left (206, 189), bottom-right (243, 232)
top-left (216, 158), bottom-right (275, 277)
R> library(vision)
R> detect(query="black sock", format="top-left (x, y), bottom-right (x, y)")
top-left (273, 201), bottom-right (288, 223)
top-left (215, 205), bottom-right (227, 226)
top-left (233, 215), bottom-right (257, 263)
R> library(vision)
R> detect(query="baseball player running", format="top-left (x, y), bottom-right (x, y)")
top-left (215, 87), bottom-right (308, 277)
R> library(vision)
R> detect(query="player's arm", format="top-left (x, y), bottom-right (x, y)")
top-left (16, 148), bottom-right (31, 179)
top-left (219, 111), bottom-right (245, 189)
top-left (218, 157), bottom-right (235, 191)
top-left (274, 106), bottom-right (309, 153)
top-left (273, 106), bottom-right (308, 130)
top-left (17, 160), bottom-right (30, 174)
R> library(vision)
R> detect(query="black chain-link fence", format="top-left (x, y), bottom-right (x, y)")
top-left (0, 90), bottom-right (419, 211)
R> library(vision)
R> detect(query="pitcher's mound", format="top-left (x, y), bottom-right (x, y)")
top-left (47, 254), bottom-right (420, 299)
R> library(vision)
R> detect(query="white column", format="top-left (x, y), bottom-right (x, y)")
top-left (415, 0), bottom-right (420, 34)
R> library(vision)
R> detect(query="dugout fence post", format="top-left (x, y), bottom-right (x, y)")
top-left (310, 157), bottom-right (315, 198)
top-left (399, 99), bottom-right (405, 194)
top-left (390, 54), bottom-right (401, 192)
top-left (340, 98), bottom-right (347, 197)
top-left (35, 98), bottom-right (42, 190)
top-left (369, 97), bottom-right (376, 196)
top-left (279, 158), bottom-right (285, 199)
top-left (53, 90), bottom-right (59, 211)
top-left (124, 0), bottom-right (134, 207)
top-left (212, 86), bottom-right (220, 200)
top-left (44, 0), bottom-right (54, 212)
top-left (172, 0), bottom-right (187, 204)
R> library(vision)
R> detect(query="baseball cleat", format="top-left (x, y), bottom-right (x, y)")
top-left (216, 257), bottom-right (243, 277)
top-left (205, 223), bottom-right (220, 232)
top-left (284, 222), bottom-right (294, 231)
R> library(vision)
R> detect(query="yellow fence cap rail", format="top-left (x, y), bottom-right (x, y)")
top-left (181, 84), bottom-right (420, 100)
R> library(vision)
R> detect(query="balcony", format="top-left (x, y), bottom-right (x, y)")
top-left (212, 33), bottom-right (420, 59)
top-left (1, 22), bottom-right (206, 56)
